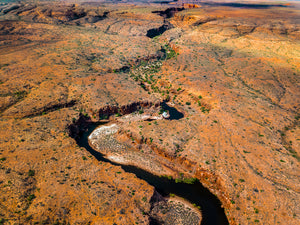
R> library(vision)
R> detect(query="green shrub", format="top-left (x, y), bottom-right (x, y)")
top-left (28, 169), bottom-right (35, 177)
top-left (175, 177), bottom-right (198, 184)
top-left (27, 194), bottom-right (36, 203)
top-left (0, 218), bottom-right (7, 225)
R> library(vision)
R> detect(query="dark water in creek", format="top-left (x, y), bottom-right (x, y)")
top-left (72, 120), bottom-right (229, 225)
top-left (161, 101), bottom-right (184, 120)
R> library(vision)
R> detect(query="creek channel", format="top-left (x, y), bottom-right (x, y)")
top-left (70, 114), bottom-right (229, 225)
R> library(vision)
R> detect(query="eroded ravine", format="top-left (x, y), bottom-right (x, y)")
top-left (68, 113), bottom-right (229, 225)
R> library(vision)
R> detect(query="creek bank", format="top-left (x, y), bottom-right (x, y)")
top-left (150, 193), bottom-right (202, 225)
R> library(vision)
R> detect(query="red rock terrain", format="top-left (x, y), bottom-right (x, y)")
top-left (0, 1), bottom-right (299, 225)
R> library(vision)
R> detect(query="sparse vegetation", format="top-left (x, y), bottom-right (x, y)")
top-left (175, 177), bottom-right (198, 184)
top-left (28, 169), bottom-right (35, 177)
top-left (27, 194), bottom-right (36, 204)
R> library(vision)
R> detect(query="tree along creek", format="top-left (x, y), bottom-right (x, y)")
top-left (73, 121), bottom-right (229, 225)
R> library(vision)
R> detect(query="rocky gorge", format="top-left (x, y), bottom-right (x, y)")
top-left (0, 1), bottom-right (299, 224)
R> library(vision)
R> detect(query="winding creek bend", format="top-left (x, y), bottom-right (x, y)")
top-left (69, 119), bottom-right (229, 225)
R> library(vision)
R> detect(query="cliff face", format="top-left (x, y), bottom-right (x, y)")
top-left (0, 1), bottom-right (300, 225)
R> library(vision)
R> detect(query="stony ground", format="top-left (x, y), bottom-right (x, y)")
top-left (0, 1), bottom-right (299, 225)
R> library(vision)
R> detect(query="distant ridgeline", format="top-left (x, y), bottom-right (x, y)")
top-left (0, 0), bottom-right (295, 7)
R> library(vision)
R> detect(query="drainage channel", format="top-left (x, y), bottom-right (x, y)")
top-left (69, 120), bottom-right (229, 225)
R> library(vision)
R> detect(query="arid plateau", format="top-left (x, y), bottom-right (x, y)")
top-left (0, 0), bottom-right (299, 224)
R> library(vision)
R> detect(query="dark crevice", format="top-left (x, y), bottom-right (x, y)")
top-left (152, 7), bottom-right (184, 19)
top-left (153, 1), bottom-right (174, 5)
top-left (146, 22), bottom-right (174, 38)
top-left (17, 100), bottom-right (77, 119)
top-left (38, 100), bottom-right (77, 115)
top-left (193, 18), bottom-right (218, 26)
top-left (65, 6), bottom-right (86, 21)
top-left (146, 7), bottom-right (184, 38)
top-left (111, 65), bottom-right (130, 73)
top-left (149, 217), bottom-right (161, 225)
top-left (0, 91), bottom-right (28, 113)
